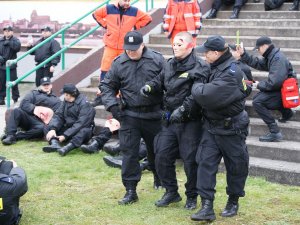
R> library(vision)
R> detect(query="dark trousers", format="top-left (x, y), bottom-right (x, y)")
top-left (212, 0), bottom-right (247, 10)
top-left (196, 120), bottom-right (249, 200)
top-left (35, 66), bottom-right (53, 87)
top-left (155, 120), bottom-right (202, 198)
top-left (119, 116), bottom-right (161, 190)
top-left (5, 108), bottom-right (44, 139)
top-left (0, 69), bottom-right (20, 101)
top-left (253, 91), bottom-right (292, 125)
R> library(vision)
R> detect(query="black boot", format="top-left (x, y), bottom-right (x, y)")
top-left (191, 198), bottom-right (216, 221)
top-left (58, 143), bottom-right (76, 156)
top-left (118, 190), bottom-right (138, 205)
top-left (155, 191), bottom-right (182, 207)
top-left (103, 155), bottom-right (123, 168)
top-left (221, 195), bottom-right (239, 217)
top-left (185, 197), bottom-right (197, 210)
top-left (230, 7), bottom-right (240, 19)
top-left (278, 110), bottom-right (295, 123)
top-left (81, 140), bottom-right (100, 154)
top-left (140, 159), bottom-right (150, 171)
top-left (259, 123), bottom-right (283, 142)
top-left (289, 0), bottom-right (299, 11)
top-left (91, 95), bottom-right (103, 107)
top-left (43, 138), bottom-right (62, 153)
top-left (103, 143), bottom-right (121, 156)
top-left (2, 135), bottom-right (17, 145)
top-left (206, 8), bottom-right (218, 19)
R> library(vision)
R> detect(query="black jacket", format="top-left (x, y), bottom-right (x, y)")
top-left (241, 45), bottom-right (295, 92)
top-left (100, 47), bottom-right (165, 120)
top-left (48, 94), bottom-right (95, 138)
top-left (0, 36), bottom-right (21, 70)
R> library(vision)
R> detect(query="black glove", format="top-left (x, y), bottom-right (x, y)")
top-left (140, 85), bottom-right (151, 98)
top-left (169, 106), bottom-right (185, 124)
top-left (3, 40), bottom-right (9, 46)
top-left (110, 105), bottom-right (122, 122)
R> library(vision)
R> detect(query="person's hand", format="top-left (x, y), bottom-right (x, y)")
top-left (96, 89), bottom-right (101, 96)
top-left (252, 81), bottom-right (259, 89)
top-left (46, 130), bottom-right (56, 141)
top-left (140, 85), bottom-right (151, 97)
top-left (57, 135), bottom-right (65, 142)
top-left (170, 106), bottom-right (185, 124)
top-left (49, 65), bottom-right (55, 73)
top-left (110, 105), bottom-right (122, 121)
top-left (235, 42), bottom-right (245, 56)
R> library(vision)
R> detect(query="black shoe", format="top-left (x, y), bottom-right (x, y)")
top-left (103, 155), bottom-right (123, 168)
top-left (221, 196), bottom-right (239, 217)
top-left (1, 134), bottom-right (7, 141)
top-left (206, 8), bottom-right (217, 19)
top-left (13, 98), bottom-right (18, 104)
top-left (2, 135), bottom-right (17, 145)
top-left (230, 7), bottom-right (240, 19)
top-left (81, 140), bottom-right (100, 154)
top-left (91, 95), bottom-right (103, 107)
top-left (118, 190), bottom-right (138, 205)
top-left (259, 132), bottom-right (283, 142)
top-left (43, 138), bottom-right (62, 153)
top-left (58, 143), bottom-right (76, 156)
top-left (103, 143), bottom-right (121, 156)
top-left (191, 199), bottom-right (216, 221)
top-left (278, 110), bottom-right (295, 123)
top-left (0, 99), bottom-right (5, 105)
top-left (289, 0), bottom-right (299, 11)
top-left (155, 191), bottom-right (182, 207)
top-left (185, 197), bottom-right (197, 210)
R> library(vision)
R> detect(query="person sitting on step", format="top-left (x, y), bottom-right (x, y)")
top-left (206, 0), bottom-right (248, 19)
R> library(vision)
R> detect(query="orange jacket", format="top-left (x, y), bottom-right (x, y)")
top-left (93, 3), bottom-right (152, 50)
top-left (163, 0), bottom-right (202, 38)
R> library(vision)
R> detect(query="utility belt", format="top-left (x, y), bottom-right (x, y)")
top-left (208, 117), bottom-right (233, 129)
top-left (126, 105), bottom-right (161, 113)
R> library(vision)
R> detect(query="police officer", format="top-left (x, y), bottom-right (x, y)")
top-left (0, 25), bottom-right (21, 105)
top-left (27, 26), bottom-right (61, 87)
top-left (43, 83), bottom-right (95, 156)
top-left (206, 0), bottom-right (247, 19)
top-left (0, 157), bottom-right (28, 225)
top-left (100, 31), bottom-right (164, 205)
top-left (190, 35), bottom-right (250, 221)
top-left (236, 36), bottom-right (296, 142)
top-left (2, 77), bottom-right (61, 145)
top-left (141, 32), bottom-right (210, 210)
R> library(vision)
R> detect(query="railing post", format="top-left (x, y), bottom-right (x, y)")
top-left (145, 0), bottom-right (148, 12)
top-left (61, 30), bottom-right (65, 70)
top-left (5, 66), bottom-right (11, 108)
top-left (151, 0), bottom-right (154, 9)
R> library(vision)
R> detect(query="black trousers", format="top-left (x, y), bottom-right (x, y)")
top-left (0, 69), bottom-right (20, 101)
top-left (212, 0), bottom-right (247, 10)
top-left (35, 66), bottom-right (53, 87)
top-left (119, 116), bottom-right (161, 190)
top-left (155, 120), bottom-right (202, 198)
top-left (5, 108), bottom-right (44, 139)
top-left (196, 120), bottom-right (249, 200)
top-left (253, 91), bottom-right (292, 125)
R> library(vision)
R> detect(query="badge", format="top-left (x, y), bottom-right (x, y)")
top-left (0, 198), bottom-right (3, 210)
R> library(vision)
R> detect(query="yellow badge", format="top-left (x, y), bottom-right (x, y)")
top-left (0, 198), bottom-right (3, 210)
top-left (178, 72), bottom-right (188, 78)
top-left (242, 78), bottom-right (247, 91)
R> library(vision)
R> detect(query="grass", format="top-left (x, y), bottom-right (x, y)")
top-left (0, 140), bottom-right (299, 225)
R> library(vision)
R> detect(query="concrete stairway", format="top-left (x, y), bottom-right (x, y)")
top-left (79, 2), bottom-right (300, 186)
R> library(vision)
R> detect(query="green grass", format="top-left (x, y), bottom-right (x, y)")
top-left (1, 140), bottom-right (299, 225)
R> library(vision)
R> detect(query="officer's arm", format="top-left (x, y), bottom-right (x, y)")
top-left (50, 40), bottom-right (61, 66)
top-left (9, 37), bottom-right (21, 52)
top-left (240, 51), bottom-right (268, 71)
top-left (92, 6), bottom-right (108, 29)
top-left (1, 167), bottom-right (28, 197)
top-left (135, 9), bottom-right (152, 30)
top-left (47, 102), bottom-right (65, 131)
top-left (20, 91), bottom-right (36, 114)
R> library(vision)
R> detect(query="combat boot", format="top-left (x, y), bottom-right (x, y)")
top-left (155, 191), bottom-right (182, 207)
top-left (81, 140), bottom-right (100, 154)
top-left (43, 138), bottom-right (62, 153)
top-left (289, 0), bottom-right (299, 10)
top-left (185, 197), bottom-right (197, 210)
top-left (103, 155), bottom-right (123, 168)
top-left (2, 135), bottom-right (17, 145)
top-left (118, 190), bottom-right (138, 205)
top-left (230, 7), bottom-right (241, 19)
top-left (58, 143), bottom-right (76, 156)
top-left (259, 123), bottom-right (283, 142)
top-left (91, 95), bottom-right (103, 107)
top-left (191, 198), bottom-right (216, 221)
top-left (206, 8), bottom-right (217, 19)
top-left (221, 195), bottom-right (239, 217)
top-left (103, 143), bottom-right (121, 156)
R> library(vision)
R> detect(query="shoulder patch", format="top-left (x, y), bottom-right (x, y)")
top-left (229, 63), bottom-right (237, 73)
top-left (113, 55), bottom-right (121, 62)
top-left (179, 72), bottom-right (189, 78)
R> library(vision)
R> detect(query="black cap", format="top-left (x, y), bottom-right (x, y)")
top-left (253, 36), bottom-right (272, 50)
top-left (40, 77), bottom-right (51, 86)
top-left (3, 25), bottom-right (13, 31)
top-left (123, 31), bottom-right (143, 51)
top-left (41, 25), bottom-right (52, 32)
top-left (228, 44), bottom-right (237, 51)
top-left (61, 83), bottom-right (79, 97)
top-left (196, 35), bottom-right (227, 53)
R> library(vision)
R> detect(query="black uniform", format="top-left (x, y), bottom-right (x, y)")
top-left (212, 0), bottom-right (247, 11)
top-left (100, 47), bottom-right (164, 191)
top-left (0, 35), bottom-right (21, 102)
top-left (147, 50), bottom-right (210, 199)
top-left (44, 93), bottom-right (95, 147)
top-left (28, 38), bottom-right (61, 87)
top-left (0, 161), bottom-right (28, 225)
top-left (192, 50), bottom-right (250, 201)
top-left (5, 89), bottom-right (61, 140)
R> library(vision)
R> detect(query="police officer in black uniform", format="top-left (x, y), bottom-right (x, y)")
top-left (190, 35), bottom-right (250, 221)
top-left (0, 157), bottom-right (28, 225)
top-left (141, 32), bottom-right (210, 210)
top-left (206, 0), bottom-right (248, 19)
top-left (0, 25), bottom-right (21, 105)
top-left (2, 77), bottom-right (61, 145)
top-left (100, 31), bottom-right (164, 205)
top-left (27, 26), bottom-right (61, 87)
top-left (43, 83), bottom-right (95, 156)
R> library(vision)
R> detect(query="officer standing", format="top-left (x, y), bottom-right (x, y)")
top-left (43, 84), bottom-right (95, 156)
top-left (0, 25), bottom-right (21, 105)
top-left (140, 32), bottom-right (210, 210)
top-left (0, 157), bottom-right (28, 225)
top-left (100, 31), bottom-right (165, 205)
top-left (2, 77), bottom-right (61, 145)
top-left (191, 35), bottom-right (250, 221)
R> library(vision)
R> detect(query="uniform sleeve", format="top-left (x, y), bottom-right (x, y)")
top-left (50, 40), bottom-right (61, 66)
top-left (240, 51), bottom-right (269, 71)
top-left (146, 68), bottom-right (165, 94)
top-left (20, 91), bottom-right (36, 114)
top-left (9, 37), bottom-right (21, 52)
top-left (48, 102), bottom-right (65, 130)
top-left (134, 10), bottom-right (152, 30)
top-left (93, 6), bottom-right (108, 28)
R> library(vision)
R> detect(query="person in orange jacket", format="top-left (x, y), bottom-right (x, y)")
top-left (163, 0), bottom-right (202, 44)
top-left (91, 0), bottom-right (152, 106)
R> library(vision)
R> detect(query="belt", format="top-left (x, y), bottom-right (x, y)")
top-left (208, 117), bottom-right (232, 129)
top-left (126, 105), bottom-right (161, 113)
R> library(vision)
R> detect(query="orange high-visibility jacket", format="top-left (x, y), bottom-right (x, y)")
top-left (163, 0), bottom-right (202, 38)
top-left (93, 3), bottom-right (152, 50)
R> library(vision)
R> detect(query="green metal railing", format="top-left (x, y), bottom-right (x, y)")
top-left (5, 0), bottom-right (154, 108)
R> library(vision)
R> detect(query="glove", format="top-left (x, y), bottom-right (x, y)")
top-left (140, 85), bottom-right (151, 97)
top-left (169, 106), bottom-right (185, 124)
top-left (110, 105), bottom-right (122, 121)
top-left (3, 40), bottom-right (9, 46)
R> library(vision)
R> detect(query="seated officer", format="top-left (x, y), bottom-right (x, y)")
top-left (0, 156), bottom-right (28, 225)
top-left (43, 83), bottom-right (95, 156)
top-left (2, 77), bottom-right (61, 145)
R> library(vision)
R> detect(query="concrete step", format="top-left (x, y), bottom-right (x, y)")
top-left (221, 3), bottom-right (293, 11)
top-left (79, 87), bottom-right (98, 101)
top-left (90, 76), bottom-right (100, 88)
top-left (249, 117), bottom-right (300, 141)
top-left (95, 105), bottom-right (111, 119)
top-left (216, 11), bottom-right (300, 19)
top-left (250, 71), bottom-right (300, 82)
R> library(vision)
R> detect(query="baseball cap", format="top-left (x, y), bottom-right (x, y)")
top-left (61, 83), bottom-right (79, 97)
top-left (3, 25), bottom-right (13, 31)
top-left (196, 35), bottom-right (227, 53)
top-left (253, 36), bottom-right (272, 50)
top-left (123, 31), bottom-right (143, 51)
top-left (40, 77), bottom-right (51, 86)
top-left (41, 26), bottom-right (52, 32)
